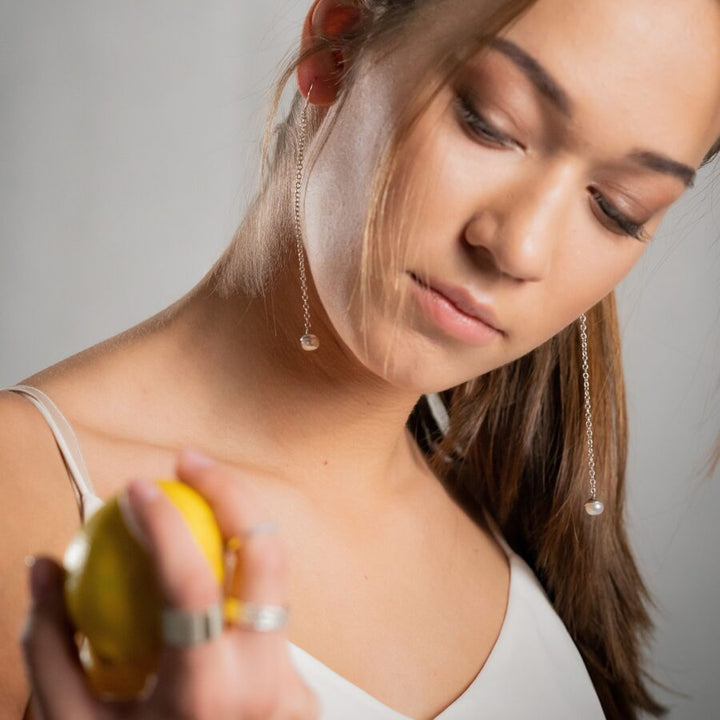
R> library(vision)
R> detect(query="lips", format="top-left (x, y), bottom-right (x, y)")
top-left (409, 273), bottom-right (504, 335)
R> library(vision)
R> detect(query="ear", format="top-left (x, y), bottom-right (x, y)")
top-left (297, 0), bottom-right (367, 107)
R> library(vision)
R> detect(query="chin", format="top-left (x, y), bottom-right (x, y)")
top-left (343, 318), bottom-right (506, 395)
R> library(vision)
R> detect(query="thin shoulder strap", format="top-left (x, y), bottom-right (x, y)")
top-left (1, 384), bottom-right (103, 523)
top-left (424, 392), bottom-right (450, 435)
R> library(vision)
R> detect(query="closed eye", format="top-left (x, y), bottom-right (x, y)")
top-left (454, 93), bottom-right (519, 149)
top-left (589, 188), bottom-right (650, 242)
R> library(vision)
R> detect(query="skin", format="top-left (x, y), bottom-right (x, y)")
top-left (2, 0), bottom-right (719, 718)
top-left (300, 0), bottom-right (720, 391)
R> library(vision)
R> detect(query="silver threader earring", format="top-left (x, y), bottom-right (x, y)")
top-left (295, 82), bottom-right (319, 352)
top-left (579, 313), bottom-right (604, 516)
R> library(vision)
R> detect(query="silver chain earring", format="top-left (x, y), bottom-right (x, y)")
top-left (294, 82), bottom-right (319, 352)
top-left (579, 313), bottom-right (604, 516)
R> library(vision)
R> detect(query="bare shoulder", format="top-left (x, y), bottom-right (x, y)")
top-left (0, 390), bottom-right (81, 720)
top-left (0, 389), bottom-right (81, 530)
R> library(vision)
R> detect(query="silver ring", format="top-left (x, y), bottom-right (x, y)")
top-left (240, 520), bottom-right (281, 540)
top-left (225, 522), bottom-right (280, 554)
top-left (161, 603), bottom-right (223, 647)
top-left (225, 598), bottom-right (289, 632)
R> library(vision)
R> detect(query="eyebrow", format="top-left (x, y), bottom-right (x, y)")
top-left (488, 37), bottom-right (697, 188)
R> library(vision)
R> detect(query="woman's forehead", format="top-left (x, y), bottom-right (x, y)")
top-left (498, 0), bottom-right (720, 165)
top-left (397, 0), bottom-right (720, 167)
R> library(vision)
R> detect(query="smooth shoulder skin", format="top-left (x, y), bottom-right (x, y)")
top-left (0, 391), bottom-right (81, 720)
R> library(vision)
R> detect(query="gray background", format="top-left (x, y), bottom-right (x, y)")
top-left (1, 3), bottom-right (718, 718)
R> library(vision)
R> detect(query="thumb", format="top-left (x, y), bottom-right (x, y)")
top-left (21, 557), bottom-right (99, 720)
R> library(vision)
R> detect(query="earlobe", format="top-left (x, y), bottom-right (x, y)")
top-left (298, 0), bottom-right (366, 106)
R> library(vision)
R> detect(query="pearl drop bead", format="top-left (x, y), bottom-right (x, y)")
top-left (584, 499), bottom-right (605, 516)
top-left (300, 334), bottom-right (320, 351)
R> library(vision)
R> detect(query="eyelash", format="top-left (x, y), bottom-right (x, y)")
top-left (588, 189), bottom-right (648, 242)
top-left (454, 93), bottom-right (650, 242)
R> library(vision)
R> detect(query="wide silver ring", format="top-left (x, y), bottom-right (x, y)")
top-left (225, 598), bottom-right (289, 632)
top-left (161, 603), bottom-right (223, 647)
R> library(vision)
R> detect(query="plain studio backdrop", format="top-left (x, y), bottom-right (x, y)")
top-left (1, 3), bottom-right (718, 718)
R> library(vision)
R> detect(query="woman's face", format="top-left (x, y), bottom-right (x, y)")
top-left (302, 0), bottom-right (720, 393)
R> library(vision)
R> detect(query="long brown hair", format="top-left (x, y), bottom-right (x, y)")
top-left (211, 1), bottom-right (720, 717)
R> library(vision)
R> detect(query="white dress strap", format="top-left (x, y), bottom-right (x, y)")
top-left (1, 384), bottom-right (103, 523)
top-left (424, 392), bottom-right (451, 435)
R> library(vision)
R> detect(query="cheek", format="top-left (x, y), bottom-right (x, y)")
top-left (555, 232), bottom-right (647, 304)
top-left (305, 218), bottom-right (364, 344)
top-left (522, 237), bottom-right (647, 352)
top-left (302, 150), bottom-right (368, 336)
top-left (387, 126), bottom-right (472, 274)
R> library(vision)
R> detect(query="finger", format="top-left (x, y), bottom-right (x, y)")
top-left (176, 450), bottom-right (294, 715)
top-left (174, 452), bottom-right (306, 717)
top-left (21, 557), bottom-right (102, 720)
top-left (175, 449), bottom-right (288, 609)
top-left (122, 478), bottom-right (221, 611)
top-left (123, 479), bottom-right (228, 714)
top-left (175, 449), bottom-right (275, 539)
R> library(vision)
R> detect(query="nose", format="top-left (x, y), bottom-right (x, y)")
top-left (463, 163), bottom-right (572, 282)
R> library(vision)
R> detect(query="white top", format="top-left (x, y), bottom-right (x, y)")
top-left (3, 384), bottom-right (606, 719)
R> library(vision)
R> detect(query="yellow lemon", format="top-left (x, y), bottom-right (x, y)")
top-left (63, 479), bottom-right (224, 698)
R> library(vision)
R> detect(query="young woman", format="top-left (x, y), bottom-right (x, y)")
top-left (3, 0), bottom-right (719, 718)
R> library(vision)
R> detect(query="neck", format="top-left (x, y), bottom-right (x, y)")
top-left (143, 262), bottom-right (432, 504)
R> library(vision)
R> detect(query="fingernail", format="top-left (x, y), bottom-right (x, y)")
top-left (29, 558), bottom-right (53, 602)
top-left (120, 479), bottom-right (157, 550)
top-left (180, 447), bottom-right (214, 471)
top-left (128, 477), bottom-right (160, 502)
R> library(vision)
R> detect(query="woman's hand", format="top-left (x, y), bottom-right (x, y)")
top-left (21, 449), bottom-right (319, 720)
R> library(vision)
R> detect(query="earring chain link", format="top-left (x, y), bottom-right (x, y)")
top-left (579, 313), bottom-right (598, 500)
top-left (294, 85), bottom-right (314, 339)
